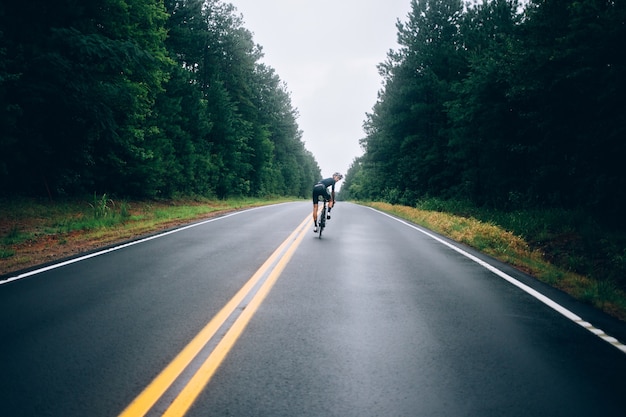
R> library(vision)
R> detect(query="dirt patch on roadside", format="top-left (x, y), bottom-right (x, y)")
top-left (0, 210), bottom-right (227, 278)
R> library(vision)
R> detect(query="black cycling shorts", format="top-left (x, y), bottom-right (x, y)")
top-left (312, 183), bottom-right (330, 204)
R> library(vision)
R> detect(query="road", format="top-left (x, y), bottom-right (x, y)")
top-left (1, 202), bottom-right (625, 417)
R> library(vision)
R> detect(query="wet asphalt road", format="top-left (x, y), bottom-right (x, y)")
top-left (1, 202), bottom-right (625, 417)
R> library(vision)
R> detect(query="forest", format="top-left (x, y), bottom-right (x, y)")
top-left (0, 0), bottom-right (320, 200)
top-left (342, 0), bottom-right (625, 224)
top-left (2, 0), bottom-right (624, 217)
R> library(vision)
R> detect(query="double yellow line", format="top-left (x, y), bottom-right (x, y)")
top-left (118, 215), bottom-right (311, 417)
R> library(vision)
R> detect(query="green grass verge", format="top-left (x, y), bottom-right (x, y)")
top-left (0, 195), bottom-right (296, 261)
top-left (365, 201), bottom-right (626, 322)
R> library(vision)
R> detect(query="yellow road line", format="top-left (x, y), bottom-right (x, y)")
top-left (163, 214), bottom-right (310, 416)
top-left (118, 215), bottom-right (311, 417)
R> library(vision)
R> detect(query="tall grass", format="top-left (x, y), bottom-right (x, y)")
top-left (411, 198), bottom-right (626, 282)
top-left (49, 193), bottom-right (132, 234)
top-left (0, 195), bottom-right (294, 265)
top-left (368, 200), bottom-right (626, 321)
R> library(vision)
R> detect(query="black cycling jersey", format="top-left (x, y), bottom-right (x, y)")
top-left (316, 177), bottom-right (336, 191)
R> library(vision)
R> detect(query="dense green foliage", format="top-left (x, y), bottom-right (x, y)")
top-left (0, 0), bottom-right (320, 199)
top-left (342, 0), bottom-right (625, 223)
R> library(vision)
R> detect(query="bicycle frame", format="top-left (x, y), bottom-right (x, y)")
top-left (318, 198), bottom-right (327, 238)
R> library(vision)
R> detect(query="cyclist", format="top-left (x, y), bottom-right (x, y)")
top-left (312, 172), bottom-right (343, 233)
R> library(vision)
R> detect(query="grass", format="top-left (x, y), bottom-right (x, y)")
top-left (0, 195), bottom-right (295, 273)
top-left (366, 201), bottom-right (626, 322)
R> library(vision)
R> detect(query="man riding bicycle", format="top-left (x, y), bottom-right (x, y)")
top-left (312, 172), bottom-right (343, 233)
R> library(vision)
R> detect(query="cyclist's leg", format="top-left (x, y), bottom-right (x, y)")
top-left (323, 190), bottom-right (332, 219)
top-left (312, 185), bottom-right (324, 231)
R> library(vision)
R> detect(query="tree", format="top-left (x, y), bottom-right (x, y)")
top-left (517, 0), bottom-right (626, 213)
top-left (446, 0), bottom-right (524, 207)
top-left (357, 0), bottom-right (466, 204)
top-left (0, 0), bottom-right (320, 199)
top-left (0, 0), bottom-right (171, 196)
top-left (346, 0), bottom-right (626, 224)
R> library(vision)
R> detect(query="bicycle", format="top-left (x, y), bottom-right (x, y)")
top-left (317, 197), bottom-right (329, 239)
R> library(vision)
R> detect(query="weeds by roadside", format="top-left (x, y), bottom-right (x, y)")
top-left (0, 195), bottom-right (294, 274)
top-left (367, 201), bottom-right (626, 322)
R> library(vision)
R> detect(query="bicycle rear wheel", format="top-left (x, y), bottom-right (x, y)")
top-left (319, 206), bottom-right (325, 238)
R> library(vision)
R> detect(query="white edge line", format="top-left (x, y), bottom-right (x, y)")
top-left (369, 206), bottom-right (626, 355)
top-left (1, 205), bottom-right (277, 286)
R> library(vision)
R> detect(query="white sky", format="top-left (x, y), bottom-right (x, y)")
top-left (230, 0), bottom-right (413, 184)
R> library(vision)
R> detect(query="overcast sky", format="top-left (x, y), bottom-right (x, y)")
top-left (230, 0), bottom-right (413, 184)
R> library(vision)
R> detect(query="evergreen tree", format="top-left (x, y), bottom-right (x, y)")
top-left (447, 0), bottom-right (524, 207)
top-left (517, 0), bottom-right (626, 213)
top-left (346, 0), bottom-right (626, 223)
top-left (0, 0), bottom-right (320, 199)
top-left (360, 0), bottom-right (466, 204)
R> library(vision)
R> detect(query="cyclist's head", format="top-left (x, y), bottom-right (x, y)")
top-left (333, 172), bottom-right (343, 181)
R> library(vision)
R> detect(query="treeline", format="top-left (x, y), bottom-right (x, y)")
top-left (342, 0), bottom-right (625, 222)
top-left (0, 0), bottom-right (320, 199)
